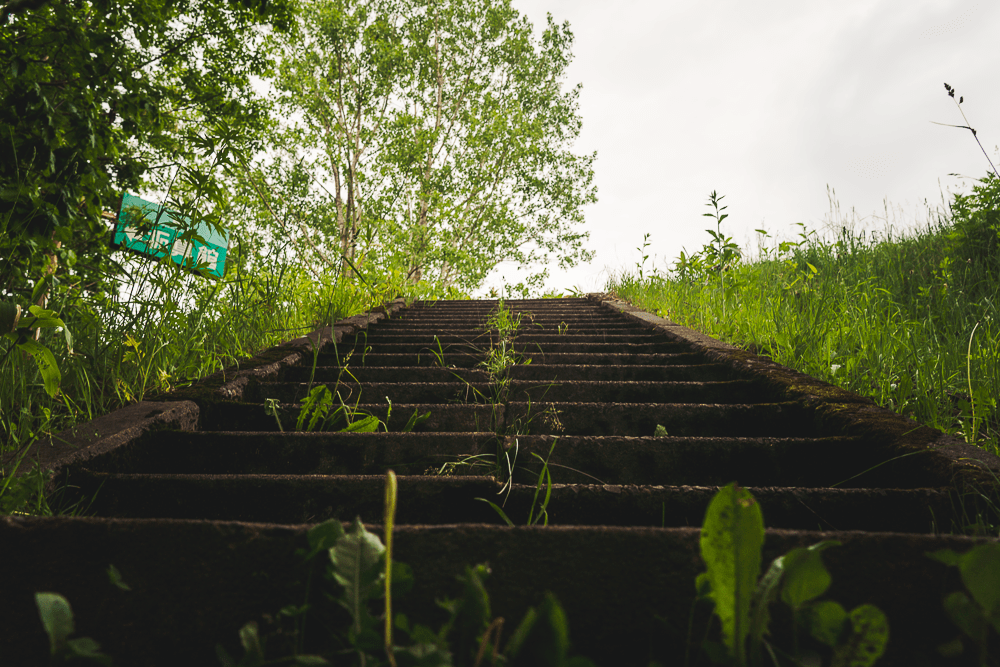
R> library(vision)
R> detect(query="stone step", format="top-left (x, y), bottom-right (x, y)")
top-left (9, 294), bottom-right (998, 667)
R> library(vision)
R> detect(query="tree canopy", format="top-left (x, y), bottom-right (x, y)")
top-left (1, 0), bottom-right (595, 302)
top-left (0, 0), bottom-right (292, 303)
top-left (267, 0), bottom-right (596, 292)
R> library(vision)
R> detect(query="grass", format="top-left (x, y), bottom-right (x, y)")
top-left (0, 232), bottom-right (461, 515)
top-left (608, 176), bottom-right (1000, 461)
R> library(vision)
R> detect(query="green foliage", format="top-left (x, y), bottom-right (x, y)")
top-left (939, 172), bottom-right (1000, 296)
top-left (221, 475), bottom-right (593, 666)
top-left (672, 192), bottom-right (742, 285)
top-left (928, 543), bottom-right (1000, 664)
top-left (699, 483), bottom-right (763, 665)
top-left (269, 0), bottom-right (596, 291)
top-left (609, 179), bottom-right (1000, 466)
top-left (276, 384), bottom-right (431, 433)
top-left (695, 483), bottom-right (888, 666)
top-left (477, 438), bottom-right (558, 527)
top-left (1, 302), bottom-right (72, 398)
top-left (0, 0), bottom-right (291, 303)
top-left (35, 592), bottom-right (111, 665)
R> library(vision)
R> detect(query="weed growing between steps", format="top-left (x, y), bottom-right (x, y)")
top-left (422, 300), bottom-right (563, 485)
top-left (220, 469), bottom-right (599, 667)
top-left (26, 477), bottom-right (1000, 665)
top-left (264, 334), bottom-right (433, 435)
top-left (691, 483), bottom-right (889, 667)
top-left (476, 438), bottom-right (558, 527)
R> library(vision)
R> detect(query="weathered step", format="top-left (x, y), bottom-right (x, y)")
top-left (75, 431), bottom-right (497, 477)
top-left (506, 363), bottom-right (737, 382)
top-left (314, 350), bottom-right (716, 367)
top-left (285, 365), bottom-right (491, 383)
top-left (3, 517), bottom-right (986, 667)
top-left (198, 401), bottom-right (501, 433)
top-left (495, 434), bottom-right (954, 488)
top-left (72, 430), bottom-right (952, 489)
top-left (58, 472), bottom-right (954, 532)
top-left (335, 340), bottom-right (691, 355)
top-left (345, 331), bottom-right (672, 346)
top-left (287, 363), bottom-right (738, 383)
top-left (376, 317), bottom-right (644, 329)
top-left (503, 401), bottom-right (818, 437)
top-left (249, 379), bottom-right (777, 405)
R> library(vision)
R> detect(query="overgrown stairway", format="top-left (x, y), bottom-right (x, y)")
top-left (3, 295), bottom-right (999, 666)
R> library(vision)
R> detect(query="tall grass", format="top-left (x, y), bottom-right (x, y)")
top-left (608, 180), bottom-right (1000, 457)
top-left (1, 222), bottom-right (461, 514)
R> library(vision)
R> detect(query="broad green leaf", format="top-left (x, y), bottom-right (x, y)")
top-left (17, 338), bottom-right (60, 397)
top-left (239, 621), bottom-right (265, 666)
top-left (26, 305), bottom-right (66, 329)
top-left (505, 593), bottom-right (569, 667)
top-left (802, 599), bottom-right (847, 647)
top-left (831, 604), bottom-right (889, 667)
top-left (343, 415), bottom-right (380, 432)
top-left (941, 591), bottom-right (987, 643)
top-left (957, 543), bottom-right (1000, 625)
top-left (36, 592), bottom-right (74, 655)
top-left (329, 516), bottom-right (385, 632)
top-left (749, 554), bottom-right (784, 661)
top-left (930, 543), bottom-right (1000, 634)
top-left (30, 277), bottom-right (51, 306)
top-left (927, 548), bottom-right (963, 567)
top-left (66, 636), bottom-right (111, 665)
top-left (402, 409), bottom-right (432, 432)
top-left (780, 540), bottom-right (840, 610)
top-left (305, 518), bottom-right (345, 560)
top-left (0, 301), bottom-right (20, 333)
top-left (106, 563), bottom-right (131, 591)
top-left (700, 483), bottom-right (764, 664)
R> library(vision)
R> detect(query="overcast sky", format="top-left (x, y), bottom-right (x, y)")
top-left (481, 0), bottom-right (1000, 295)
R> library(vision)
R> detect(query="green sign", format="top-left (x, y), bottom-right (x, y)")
top-left (112, 192), bottom-right (230, 278)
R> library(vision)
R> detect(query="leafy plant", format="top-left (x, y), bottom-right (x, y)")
top-left (476, 438), bottom-right (558, 527)
top-left (35, 593), bottom-right (112, 665)
top-left (694, 483), bottom-right (889, 666)
top-left (671, 191), bottom-right (741, 290)
top-left (610, 176), bottom-right (1000, 461)
top-left (1, 300), bottom-right (73, 399)
top-left (702, 192), bottom-right (742, 278)
top-left (223, 471), bottom-right (596, 666)
top-left (928, 543), bottom-right (1000, 665)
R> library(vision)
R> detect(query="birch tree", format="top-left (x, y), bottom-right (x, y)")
top-left (274, 0), bottom-right (596, 291)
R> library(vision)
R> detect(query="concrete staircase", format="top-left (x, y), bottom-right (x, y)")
top-left (3, 295), bottom-right (999, 666)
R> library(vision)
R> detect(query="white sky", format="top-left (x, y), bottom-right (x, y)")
top-left (481, 0), bottom-right (1000, 295)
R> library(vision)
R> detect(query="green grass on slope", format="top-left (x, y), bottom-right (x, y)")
top-left (1, 251), bottom-right (463, 516)
top-left (608, 183), bottom-right (1000, 460)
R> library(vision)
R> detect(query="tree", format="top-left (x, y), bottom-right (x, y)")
top-left (0, 0), bottom-right (293, 306)
top-left (272, 0), bottom-right (596, 292)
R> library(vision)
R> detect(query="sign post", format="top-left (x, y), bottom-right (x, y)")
top-left (111, 193), bottom-right (230, 278)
